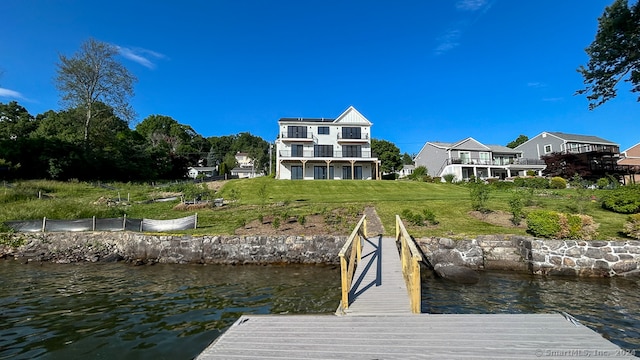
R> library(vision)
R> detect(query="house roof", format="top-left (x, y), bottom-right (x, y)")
top-left (277, 106), bottom-right (372, 125)
top-left (546, 132), bottom-right (618, 145)
top-left (487, 145), bottom-right (520, 154)
top-left (278, 117), bottom-right (335, 123)
top-left (188, 167), bottom-right (216, 171)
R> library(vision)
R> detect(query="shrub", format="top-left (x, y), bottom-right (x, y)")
top-left (469, 182), bottom-right (491, 212)
top-left (409, 166), bottom-right (428, 181)
top-left (401, 208), bottom-right (438, 226)
top-left (508, 191), bottom-right (524, 225)
top-left (527, 210), bottom-right (561, 238)
top-left (527, 210), bottom-right (599, 239)
top-left (443, 174), bottom-right (456, 183)
top-left (272, 216), bottom-right (280, 229)
top-left (297, 214), bottom-right (306, 227)
top-left (422, 208), bottom-right (439, 225)
top-left (549, 177), bottom-right (567, 189)
top-left (623, 214), bottom-right (640, 239)
top-left (514, 177), bottom-right (549, 189)
top-left (257, 214), bottom-right (264, 224)
top-left (601, 185), bottom-right (640, 214)
top-left (596, 177), bottom-right (610, 189)
top-left (526, 170), bottom-right (536, 177)
top-left (491, 181), bottom-right (515, 190)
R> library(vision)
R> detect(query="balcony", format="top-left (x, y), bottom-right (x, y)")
top-left (280, 132), bottom-right (315, 142)
top-left (337, 133), bottom-right (369, 143)
top-left (447, 157), bottom-right (546, 166)
top-left (561, 144), bottom-right (620, 155)
top-left (279, 150), bottom-right (375, 159)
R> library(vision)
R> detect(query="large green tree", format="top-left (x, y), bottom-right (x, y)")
top-left (577, 0), bottom-right (640, 109)
top-left (0, 101), bottom-right (37, 140)
top-left (506, 134), bottom-right (528, 149)
top-left (55, 38), bottom-right (137, 143)
top-left (371, 138), bottom-right (402, 174)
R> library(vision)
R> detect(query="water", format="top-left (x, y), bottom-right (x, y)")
top-left (1, 261), bottom-right (638, 359)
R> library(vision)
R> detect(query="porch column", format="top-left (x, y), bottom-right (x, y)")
top-left (376, 161), bottom-right (380, 180)
top-left (301, 160), bottom-right (307, 180)
top-left (350, 160), bottom-right (356, 180)
top-left (473, 167), bottom-right (478, 178)
top-left (507, 169), bottom-right (512, 178)
top-left (325, 160), bottom-right (332, 179)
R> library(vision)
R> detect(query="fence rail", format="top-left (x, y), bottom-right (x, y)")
top-left (337, 214), bottom-right (367, 312)
top-left (395, 215), bottom-right (422, 314)
top-left (5, 214), bottom-right (197, 233)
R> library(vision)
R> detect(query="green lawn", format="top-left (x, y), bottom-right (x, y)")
top-left (0, 178), bottom-right (632, 239)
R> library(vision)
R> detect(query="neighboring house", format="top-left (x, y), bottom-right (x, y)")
top-left (187, 166), bottom-right (216, 179)
top-left (275, 106), bottom-right (379, 180)
top-left (231, 152), bottom-right (262, 179)
top-left (618, 142), bottom-right (640, 184)
top-left (414, 137), bottom-right (546, 181)
top-left (515, 132), bottom-right (621, 179)
top-left (398, 164), bottom-right (415, 178)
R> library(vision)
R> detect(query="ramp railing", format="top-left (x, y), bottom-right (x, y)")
top-left (395, 215), bottom-right (422, 313)
top-left (337, 214), bottom-right (367, 312)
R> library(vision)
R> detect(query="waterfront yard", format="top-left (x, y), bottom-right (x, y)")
top-left (0, 177), bottom-right (632, 239)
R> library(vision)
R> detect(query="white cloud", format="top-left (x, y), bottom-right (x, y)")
top-left (456, 0), bottom-right (488, 11)
top-left (0, 87), bottom-right (27, 100)
top-left (434, 27), bottom-right (463, 55)
top-left (527, 82), bottom-right (547, 88)
top-left (542, 97), bottom-right (564, 102)
top-left (115, 45), bottom-right (166, 69)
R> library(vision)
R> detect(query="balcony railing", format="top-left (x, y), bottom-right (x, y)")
top-left (279, 150), bottom-right (374, 158)
top-left (337, 133), bottom-right (370, 141)
top-left (561, 144), bottom-right (620, 155)
top-left (280, 132), bottom-right (315, 141)
top-left (446, 157), bottom-right (545, 166)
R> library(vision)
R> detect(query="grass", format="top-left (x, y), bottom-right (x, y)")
top-left (0, 178), bottom-right (633, 239)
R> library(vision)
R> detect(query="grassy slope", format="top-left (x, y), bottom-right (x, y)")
top-left (0, 178), bottom-right (631, 239)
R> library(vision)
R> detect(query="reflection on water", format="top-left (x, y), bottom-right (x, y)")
top-left (422, 270), bottom-right (640, 351)
top-left (0, 261), bottom-right (341, 360)
top-left (1, 261), bottom-right (639, 359)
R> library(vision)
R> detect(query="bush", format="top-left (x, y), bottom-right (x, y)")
top-left (409, 166), bottom-right (428, 181)
top-left (469, 182), bottom-right (491, 212)
top-left (527, 210), bottom-right (599, 239)
top-left (549, 177), bottom-right (567, 189)
top-left (401, 208), bottom-right (438, 226)
top-left (596, 177), bottom-right (610, 189)
top-left (623, 214), bottom-right (640, 239)
top-left (422, 208), bottom-right (439, 225)
top-left (508, 191), bottom-right (525, 225)
top-left (527, 210), bottom-right (561, 238)
top-left (601, 185), bottom-right (640, 214)
top-left (491, 181), bottom-right (516, 190)
top-left (513, 177), bottom-right (549, 189)
top-left (443, 174), bottom-right (456, 183)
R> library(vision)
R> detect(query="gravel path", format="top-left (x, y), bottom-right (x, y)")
top-left (363, 206), bottom-right (385, 237)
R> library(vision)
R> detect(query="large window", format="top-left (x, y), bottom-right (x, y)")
top-left (459, 151), bottom-right (471, 164)
top-left (343, 145), bottom-right (362, 157)
top-left (314, 145), bottom-right (333, 157)
top-left (544, 144), bottom-right (552, 154)
top-left (479, 152), bottom-right (490, 165)
top-left (291, 144), bottom-right (304, 157)
top-left (291, 166), bottom-right (303, 179)
top-left (343, 166), bottom-right (362, 179)
top-left (342, 127), bottom-right (361, 139)
top-left (287, 126), bottom-right (307, 138)
top-left (314, 166), bottom-right (334, 179)
top-left (317, 126), bottom-right (329, 135)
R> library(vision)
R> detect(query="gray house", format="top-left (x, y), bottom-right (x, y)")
top-left (414, 137), bottom-right (546, 181)
top-left (514, 132), bottom-right (620, 159)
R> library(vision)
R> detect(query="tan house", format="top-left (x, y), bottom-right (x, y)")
top-left (618, 142), bottom-right (640, 184)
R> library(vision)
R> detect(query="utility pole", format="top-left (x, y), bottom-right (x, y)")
top-left (269, 142), bottom-right (273, 176)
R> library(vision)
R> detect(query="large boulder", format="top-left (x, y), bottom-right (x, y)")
top-left (433, 263), bottom-right (480, 284)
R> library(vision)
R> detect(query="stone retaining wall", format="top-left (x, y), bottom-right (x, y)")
top-left (2, 232), bottom-right (640, 277)
top-left (416, 235), bottom-right (640, 277)
top-left (0, 232), bottom-right (346, 265)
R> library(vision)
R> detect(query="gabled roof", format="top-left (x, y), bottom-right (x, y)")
top-left (546, 132), bottom-right (617, 145)
top-left (487, 145), bottom-right (520, 154)
top-left (277, 106), bottom-right (371, 125)
top-left (450, 137), bottom-right (491, 151)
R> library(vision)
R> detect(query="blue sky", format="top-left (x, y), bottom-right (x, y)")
top-left (1, 0), bottom-right (638, 155)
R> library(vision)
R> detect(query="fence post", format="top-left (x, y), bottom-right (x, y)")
top-left (42, 217), bottom-right (46, 232)
top-left (123, 214), bottom-right (127, 231)
top-left (194, 213), bottom-right (198, 229)
top-left (92, 216), bottom-right (96, 231)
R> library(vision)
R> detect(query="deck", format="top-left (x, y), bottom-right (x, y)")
top-left (197, 226), bottom-right (628, 359)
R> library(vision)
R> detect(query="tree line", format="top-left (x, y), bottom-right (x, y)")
top-left (0, 100), bottom-right (270, 181)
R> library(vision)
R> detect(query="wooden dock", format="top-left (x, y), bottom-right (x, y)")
top-left (197, 228), bottom-right (628, 359)
top-left (339, 236), bottom-right (412, 315)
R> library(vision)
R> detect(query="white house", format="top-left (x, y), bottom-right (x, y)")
top-left (187, 166), bottom-right (216, 179)
top-left (275, 106), bottom-right (380, 180)
top-left (231, 152), bottom-right (261, 179)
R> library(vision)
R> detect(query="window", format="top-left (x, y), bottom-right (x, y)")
top-left (479, 152), bottom-right (490, 165)
top-left (314, 145), bottom-right (333, 157)
top-left (314, 166), bottom-right (333, 179)
top-left (291, 144), bottom-right (304, 157)
top-left (317, 126), bottom-right (329, 135)
top-left (343, 145), bottom-right (362, 157)
top-left (291, 166), bottom-right (303, 179)
top-left (343, 166), bottom-right (362, 179)
top-left (342, 127), bottom-right (361, 139)
top-left (544, 144), bottom-right (552, 154)
top-left (287, 126), bottom-right (307, 139)
top-left (459, 151), bottom-right (471, 164)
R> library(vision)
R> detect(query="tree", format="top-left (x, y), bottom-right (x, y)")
top-left (401, 152), bottom-right (414, 165)
top-left (506, 134), bottom-right (528, 149)
top-left (0, 101), bottom-right (37, 140)
top-left (371, 139), bottom-right (402, 174)
top-left (577, 0), bottom-right (640, 109)
top-left (55, 38), bottom-right (136, 143)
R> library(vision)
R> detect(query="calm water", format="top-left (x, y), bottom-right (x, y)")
top-left (1, 261), bottom-right (639, 359)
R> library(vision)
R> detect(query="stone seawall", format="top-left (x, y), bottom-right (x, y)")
top-left (2, 232), bottom-right (640, 277)
top-left (417, 235), bottom-right (640, 277)
top-left (0, 232), bottom-right (347, 265)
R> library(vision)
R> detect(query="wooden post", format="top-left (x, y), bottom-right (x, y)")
top-left (42, 217), bottom-right (46, 232)
top-left (340, 255), bottom-right (349, 310)
top-left (92, 216), bottom-right (96, 231)
top-left (123, 214), bottom-right (127, 231)
top-left (194, 213), bottom-right (198, 229)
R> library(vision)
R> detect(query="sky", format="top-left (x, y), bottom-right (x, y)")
top-left (1, 0), bottom-right (639, 155)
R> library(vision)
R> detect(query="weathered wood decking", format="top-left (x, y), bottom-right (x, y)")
top-left (339, 236), bottom-right (412, 315)
top-left (197, 233), bottom-right (627, 359)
